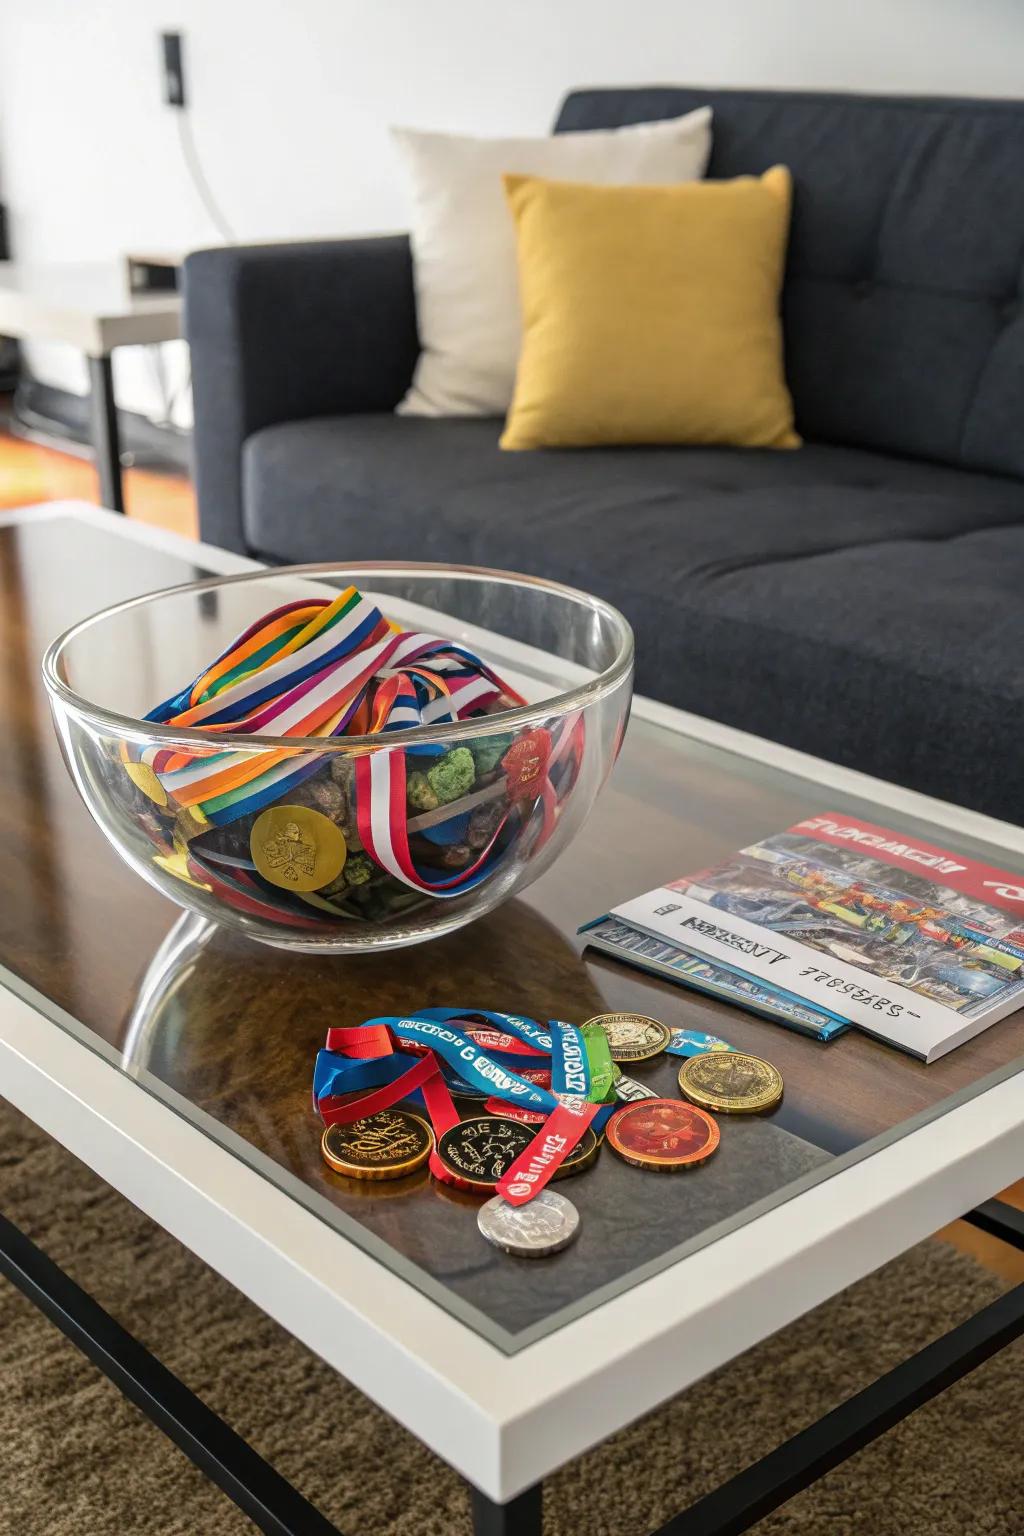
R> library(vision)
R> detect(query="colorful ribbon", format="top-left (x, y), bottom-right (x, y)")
top-left (134, 587), bottom-right (525, 827)
top-left (313, 1008), bottom-right (618, 1200)
top-left (125, 583), bottom-right (586, 904)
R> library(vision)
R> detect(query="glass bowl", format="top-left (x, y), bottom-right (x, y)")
top-left (42, 563), bottom-right (633, 952)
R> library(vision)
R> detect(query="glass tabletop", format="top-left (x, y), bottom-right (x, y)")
top-left (3, 514), bottom-right (1023, 1353)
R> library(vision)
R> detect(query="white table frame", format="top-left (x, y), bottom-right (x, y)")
top-left (2, 502), bottom-right (1023, 1514)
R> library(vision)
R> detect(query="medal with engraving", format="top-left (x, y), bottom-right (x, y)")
top-left (585, 1012), bottom-right (672, 1062)
top-left (251, 804), bottom-right (347, 893)
top-left (477, 1190), bottom-right (581, 1258)
top-left (551, 1126), bottom-right (600, 1180)
top-left (436, 1117), bottom-right (537, 1192)
top-left (320, 1108), bottom-right (433, 1180)
top-left (606, 1099), bottom-right (719, 1171)
top-left (501, 728), bottom-right (552, 802)
top-left (678, 1051), bottom-right (783, 1114)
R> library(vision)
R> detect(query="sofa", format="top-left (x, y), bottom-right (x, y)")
top-left (184, 86), bottom-right (1024, 826)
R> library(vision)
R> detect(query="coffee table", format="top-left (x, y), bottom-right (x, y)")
top-left (1, 502), bottom-right (1022, 1536)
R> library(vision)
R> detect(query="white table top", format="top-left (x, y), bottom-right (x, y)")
top-left (2, 502), bottom-right (1023, 1502)
top-left (0, 262), bottom-right (182, 355)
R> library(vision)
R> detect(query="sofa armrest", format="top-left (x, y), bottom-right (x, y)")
top-left (184, 236), bottom-right (419, 554)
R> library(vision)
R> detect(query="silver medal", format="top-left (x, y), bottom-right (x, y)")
top-left (477, 1189), bottom-right (581, 1258)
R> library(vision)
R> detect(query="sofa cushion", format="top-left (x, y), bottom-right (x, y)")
top-left (636, 521), bottom-right (1024, 824)
top-left (499, 167), bottom-right (798, 451)
top-left (555, 87), bottom-right (1024, 480)
top-left (243, 415), bottom-right (1024, 818)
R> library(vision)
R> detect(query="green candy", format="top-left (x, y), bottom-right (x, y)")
top-left (342, 852), bottom-right (374, 887)
top-left (426, 746), bottom-right (476, 805)
top-left (406, 770), bottom-right (440, 812)
top-left (469, 732), bottom-right (514, 776)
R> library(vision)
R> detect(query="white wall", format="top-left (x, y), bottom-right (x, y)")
top-left (1, 0), bottom-right (1022, 424)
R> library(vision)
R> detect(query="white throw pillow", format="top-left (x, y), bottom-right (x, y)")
top-left (392, 109), bottom-right (712, 418)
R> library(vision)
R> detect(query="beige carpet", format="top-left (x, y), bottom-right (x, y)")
top-left (0, 1098), bottom-right (1020, 1536)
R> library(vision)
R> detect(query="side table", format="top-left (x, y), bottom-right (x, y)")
top-left (0, 261), bottom-right (182, 512)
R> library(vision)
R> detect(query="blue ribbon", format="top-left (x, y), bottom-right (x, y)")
top-left (313, 1050), bottom-right (427, 1106)
top-left (549, 1019), bottom-right (591, 1098)
top-left (374, 1015), bottom-right (561, 1114)
top-left (414, 1007), bottom-right (554, 1053)
top-left (314, 1009), bottom-right (617, 1132)
top-left (666, 1029), bottom-right (737, 1058)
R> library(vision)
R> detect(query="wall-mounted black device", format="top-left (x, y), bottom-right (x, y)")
top-left (161, 31), bottom-right (187, 109)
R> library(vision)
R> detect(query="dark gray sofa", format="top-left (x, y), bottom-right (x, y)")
top-left (184, 87), bottom-right (1024, 825)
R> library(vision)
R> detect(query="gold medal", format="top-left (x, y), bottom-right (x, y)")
top-left (124, 760), bottom-right (168, 807)
top-left (175, 805), bottom-right (209, 843)
top-left (251, 804), bottom-right (346, 893)
top-left (584, 1012), bottom-right (671, 1062)
top-left (152, 847), bottom-right (212, 891)
top-left (321, 1110), bottom-right (433, 1180)
top-left (678, 1051), bottom-right (783, 1114)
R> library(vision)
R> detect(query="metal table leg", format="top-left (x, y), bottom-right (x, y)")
top-left (0, 1209), bottom-right (344, 1536)
top-left (3, 1193), bottom-right (1020, 1536)
top-left (87, 351), bottom-right (125, 512)
top-left (470, 1482), bottom-right (543, 1536)
top-left (653, 1276), bottom-right (1024, 1536)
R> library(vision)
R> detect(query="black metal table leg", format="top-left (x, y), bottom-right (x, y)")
top-left (87, 351), bottom-right (125, 512)
top-left (963, 1198), bottom-right (1024, 1251)
top-left (653, 1279), bottom-right (1024, 1536)
top-left (4, 1178), bottom-right (1021, 1536)
top-left (0, 1209), bottom-right (344, 1536)
top-left (470, 1481), bottom-right (543, 1536)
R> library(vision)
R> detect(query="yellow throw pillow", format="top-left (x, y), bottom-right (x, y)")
top-left (500, 166), bottom-right (799, 451)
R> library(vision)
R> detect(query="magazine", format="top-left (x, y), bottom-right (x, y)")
top-left (581, 916), bottom-right (850, 1041)
top-left (583, 813), bottom-right (1024, 1061)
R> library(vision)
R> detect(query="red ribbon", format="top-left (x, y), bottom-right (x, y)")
top-left (496, 1095), bottom-right (600, 1206)
top-left (319, 1029), bottom-right (460, 1181)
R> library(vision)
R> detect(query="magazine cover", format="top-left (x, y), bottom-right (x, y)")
top-left (609, 813), bottom-right (1024, 1061)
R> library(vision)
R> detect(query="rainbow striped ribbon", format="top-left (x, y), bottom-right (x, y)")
top-left (125, 583), bottom-right (585, 900)
top-left (127, 586), bottom-right (526, 828)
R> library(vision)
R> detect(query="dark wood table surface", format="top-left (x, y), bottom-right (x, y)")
top-left (3, 514), bottom-right (1023, 1346)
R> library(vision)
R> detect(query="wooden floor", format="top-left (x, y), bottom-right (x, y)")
top-left (0, 419), bottom-right (1021, 1282)
top-left (938, 1180), bottom-right (1024, 1284)
top-left (0, 422), bottom-right (197, 539)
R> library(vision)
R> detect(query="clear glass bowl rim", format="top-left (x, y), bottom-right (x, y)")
top-left (42, 559), bottom-right (635, 753)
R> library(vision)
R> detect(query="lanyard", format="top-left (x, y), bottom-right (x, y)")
top-left (124, 582), bottom-right (587, 903)
top-left (314, 1009), bottom-right (617, 1202)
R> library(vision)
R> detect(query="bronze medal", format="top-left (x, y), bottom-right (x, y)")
top-left (584, 1012), bottom-right (672, 1063)
top-left (606, 1098), bottom-right (719, 1171)
top-left (321, 1109), bottom-right (433, 1181)
top-left (251, 804), bottom-right (347, 893)
top-left (678, 1051), bottom-right (783, 1115)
